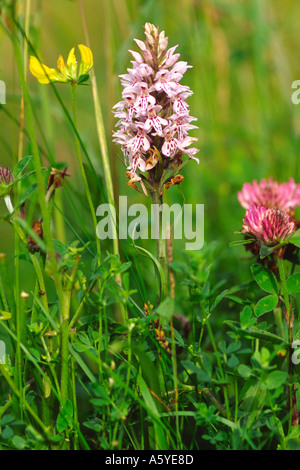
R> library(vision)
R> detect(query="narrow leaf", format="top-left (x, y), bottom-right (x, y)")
top-left (133, 243), bottom-right (166, 300)
top-left (16, 183), bottom-right (38, 209)
top-left (136, 374), bottom-right (167, 450)
top-left (225, 320), bottom-right (286, 345)
top-left (13, 155), bottom-right (32, 178)
top-left (230, 239), bottom-right (255, 246)
top-left (210, 289), bottom-right (228, 312)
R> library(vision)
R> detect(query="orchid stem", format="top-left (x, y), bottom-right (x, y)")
top-left (151, 188), bottom-right (168, 300)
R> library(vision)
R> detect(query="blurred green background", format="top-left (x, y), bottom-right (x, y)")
top-left (1, 0), bottom-right (300, 296)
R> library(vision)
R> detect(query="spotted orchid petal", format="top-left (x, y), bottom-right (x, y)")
top-left (112, 23), bottom-right (199, 188)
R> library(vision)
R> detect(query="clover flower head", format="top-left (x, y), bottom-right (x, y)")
top-left (29, 44), bottom-right (93, 85)
top-left (112, 23), bottom-right (199, 193)
top-left (242, 204), bottom-right (295, 246)
top-left (0, 166), bottom-right (13, 197)
top-left (238, 178), bottom-right (300, 212)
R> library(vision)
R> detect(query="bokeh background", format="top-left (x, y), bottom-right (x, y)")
top-left (1, 0), bottom-right (300, 298)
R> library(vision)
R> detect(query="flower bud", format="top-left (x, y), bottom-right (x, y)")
top-left (0, 166), bottom-right (13, 197)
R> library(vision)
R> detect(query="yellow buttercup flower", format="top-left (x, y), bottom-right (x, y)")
top-left (29, 45), bottom-right (93, 85)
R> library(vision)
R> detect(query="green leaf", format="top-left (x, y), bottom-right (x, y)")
top-left (251, 264), bottom-right (279, 294)
top-left (156, 297), bottom-right (175, 320)
top-left (289, 230), bottom-right (300, 248)
top-left (240, 305), bottom-right (256, 328)
top-left (68, 344), bottom-right (97, 383)
top-left (230, 238), bottom-right (255, 246)
top-left (132, 346), bottom-right (161, 398)
top-left (15, 169), bottom-right (42, 183)
top-left (0, 310), bottom-right (11, 320)
top-left (83, 419), bottom-right (102, 432)
top-left (226, 295), bottom-right (244, 305)
top-left (2, 426), bottom-right (14, 439)
top-left (254, 294), bottom-right (278, 317)
top-left (0, 414), bottom-right (14, 426)
top-left (259, 245), bottom-right (277, 259)
top-left (136, 374), bottom-right (167, 450)
top-left (182, 360), bottom-right (212, 383)
top-left (225, 320), bottom-right (286, 345)
top-left (16, 183), bottom-right (38, 209)
top-left (11, 435), bottom-right (28, 450)
top-left (90, 383), bottom-right (109, 398)
top-left (237, 364), bottom-right (253, 378)
top-left (52, 239), bottom-right (68, 257)
top-left (29, 347), bottom-right (41, 361)
top-left (227, 355), bottom-right (239, 368)
top-left (13, 155), bottom-right (32, 178)
top-left (133, 243), bottom-right (166, 300)
top-left (90, 398), bottom-right (111, 407)
top-left (25, 425), bottom-right (43, 443)
top-left (264, 371), bottom-right (287, 390)
top-left (77, 74), bottom-right (90, 84)
top-left (286, 273), bottom-right (300, 295)
top-left (227, 341), bottom-right (241, 354)
top-left (210, 289), bottom-right (228, 312)
top-left (290, 229), bottom-right (300, 238)
top-left (56, 400), bottom-right (73, 433)
top-left (289, 238), bottom-right (300, 248)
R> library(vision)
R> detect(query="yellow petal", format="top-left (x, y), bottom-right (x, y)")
top-left (78, 44), bottom-right (93, 76)
top-left (67, 47), bottom-right (78, 80)
top-left (29, 56), bottom-right (67, 84)
top-left (57, 54), bottom-right (67, 75)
